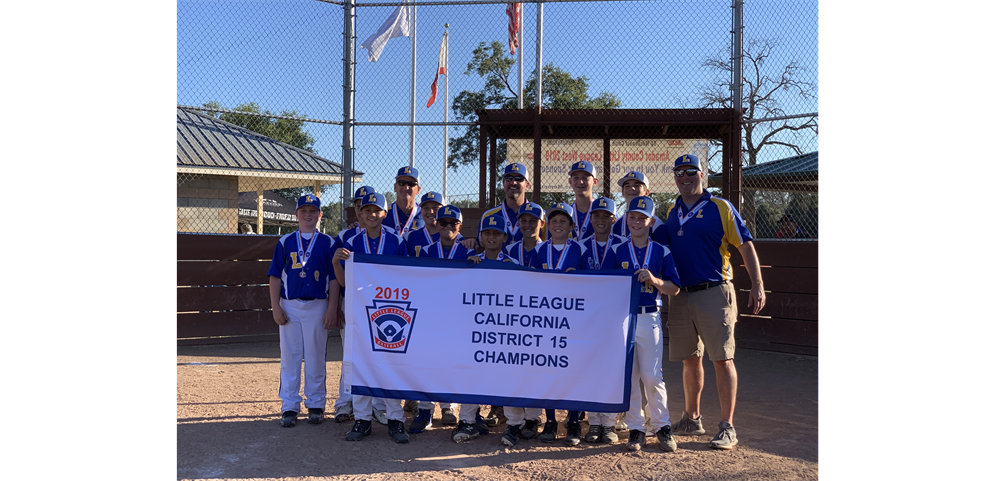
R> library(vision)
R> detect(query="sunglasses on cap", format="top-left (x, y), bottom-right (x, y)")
top-left (503, 175), bottom-right (526, 183)
top-left (437, 219), bottom-right (461, 228)
top-left (673, 168), bottom-right (701, 177)
top-left (396, 180), bottom-right (419, 187)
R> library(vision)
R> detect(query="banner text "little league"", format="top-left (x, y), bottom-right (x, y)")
top-left (462, 292), bottom-right (586, 311)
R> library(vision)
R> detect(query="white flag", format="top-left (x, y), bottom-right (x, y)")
top-left (361, 4), bottom-right (411, 62)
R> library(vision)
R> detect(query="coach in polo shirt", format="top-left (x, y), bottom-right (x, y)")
top-left (660, 154), bottom-right (765, 451)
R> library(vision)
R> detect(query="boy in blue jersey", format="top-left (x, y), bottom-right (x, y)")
top-left (612, 196), bottom-right (680, 453)
top-left (407, 205), bottom-right (473, 434)
top-left (567, 160), bottom-right (599, 240)
top-left (333, 192), bottom-right (412, 444)
top-left (577, 197), bottom-right (626, 444)
top-left (267, 195), bottom-right (338, 428)
top-left (468, 214), bottom-right (520, 265)
top-left (661, 154), bottom-right (766, 450)
top-left (503, 202), bottom-right (545, 270)
top-left (613, 171), bottom-right (667, 244)
top-left (405, 191), bottom-right (462, 258)
top-left (534, 203), bottom-right (587, 446)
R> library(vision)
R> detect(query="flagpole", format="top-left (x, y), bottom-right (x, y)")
top-left (409, 4), bottom-right (417, 168)
top-left (536, 2), bottom-right (543, 111)
top-left (517, 5), bottom-right (523, 109)
top-left (443, 24), bottom-right (449, 200)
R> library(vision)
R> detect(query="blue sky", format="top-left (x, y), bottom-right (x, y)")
top-left (178, 0), bottom-right (818, 203)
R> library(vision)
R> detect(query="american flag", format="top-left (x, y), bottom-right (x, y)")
top-left (506, 3), bottom-right (521, 56)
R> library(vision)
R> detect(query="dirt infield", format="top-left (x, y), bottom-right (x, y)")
top-left (177, 337), bottom-right (817, 481)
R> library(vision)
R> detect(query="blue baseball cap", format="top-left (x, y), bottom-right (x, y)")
top-left (436, 205), bottom-right (463, 223)
top-left (547, 202), bottom-right (575, 223)
top-left (353, 185), bottom-right (376, 201)
top-left (395, 165), bottom-right (420, 181)
top-left (569, 160), bottom-right (597, 178)
top-left (479, 214), bottom-right (507, 235)
top-left (419, 191), bottom-right (445, 206)
top-left (517, 202), bottom-right (545, 221)
top-left (673, 154), bottom-right (701, 170)
top-left (591, 197), bottom-right (615, 215)
top-left (503, 163), bottom-right (529, 181)
top-left (359, 192), bottom-right (388, 211)
top-left (617, 171), bottom-right (650, 189)
top-left (296, 194), bottom-right (321, 211)
top-left (627, 196), bottom-right (655, 218)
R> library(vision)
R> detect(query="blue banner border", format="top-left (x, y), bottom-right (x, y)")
top-left (349, 252), bottom-right (642, 412)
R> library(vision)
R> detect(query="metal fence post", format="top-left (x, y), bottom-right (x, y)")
top-left (342, 0), bottom-right (356, 229)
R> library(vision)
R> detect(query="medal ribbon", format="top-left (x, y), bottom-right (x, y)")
top-left (547, 240), bottom-right (572, 270)
top-left (677, 200), bottom-right (709, 228)
top-left (479, 251), bottom-right (509, 261)
top-left (296, 229), bottom-right (319, 270)
top-left (502, 202), bottom-right (519, 238)
top-left (393, 203), bottom-right (421, 237)
top-left (438, 242), bottom-right (461, 259)
top-left (628, 240), bottom-right (653, 271)
top-left (363, 227), bottom-right (386, 255)
top-left (591, 236), bottom-right (614, 270)
top-left (572, 203), bottom-right (591, 240)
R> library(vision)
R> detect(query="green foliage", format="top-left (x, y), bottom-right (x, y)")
top-left (320, 202), bottom-right (344, 238)
top-left (201, 101), bottom-right (319, 200)
top-left (448, 41), bottom-right (621, 173)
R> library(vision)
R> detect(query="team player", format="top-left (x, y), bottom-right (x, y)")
top-left (333, 192), bottom-right (412, 444)
top-left (404, 191), bottom-right (462, 258)
top-left (383, 166), bottom-right (424, 237)
top-left (567, 161), bottom-right (599, 240)
top-left (577, 197), bottom-right (626, 444)
top-left (661, 154), bottom-right (766, 450)
top-left (613, 171), bottom-right (666, 244)
top-left (533, 203), bottom-right (587, 446)
top-left (407, 205), bottom-right (474, 434)
top-left (464, 163), bottom-right (535, 253)
top-left (469, 214), bottom-right (520, 265)
top-left (611, 196), bottom-right (680, 453)
top-left (503, 202), bottom-right (545, 270)
top-left (267, 194), bottom-right (338, 428)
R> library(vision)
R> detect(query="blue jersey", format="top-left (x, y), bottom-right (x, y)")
top-left (332, 225), bottom-right (396, 253)
top-left (382, 202), bottom-right (424, 237)
top-left (503, 240), bottom-right (541, 270)
top-left (474, 251), bottom-right (520, 265)
top-left (571, 203), bottom-right (597, 241)
top-left (476, 200), bottom-right (544, 250)
top-left (343, 228), bottom-right (408, 260)
top-left (660, 192), bottom-right (753, 286)
top-left (612, 212), bottom-right (668, 245)
top-left (612, 239), bottom-right (680, 307)
top-left (579, 234), bottom-right (625, 271)
top-left (535, 239), bottom-right (585, 272)
top-left (424, 241), bottom-right (475, 260)
top-left (404, 226), bottom-right (464, 257)
top-left (267, 231), bottom-right (337, 300)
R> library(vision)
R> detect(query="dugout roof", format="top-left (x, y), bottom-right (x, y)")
top-left (708, 151), bottom-right (818, 193)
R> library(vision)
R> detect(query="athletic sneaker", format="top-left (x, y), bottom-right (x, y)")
top-left (387, 419), bottom-right (409, 444)
top-left (281, 410), bottom-right (298, 428)
top-left (333, 403), bottom-right (354, 423)
top-left (521, 419), bottom-right (539, 439)
top-left (409, 409), bottom-right (432, 433)
top-left (372, 408), bottom-right (388, 425)
top-left (601, 426), bottom-right (619, 444)
top-left (657, 425), bottom-right (678, 452)
top-left (440, 407), bottom-right (458, 425)
top-left (345, 419), bottom-right (372, 441)
top-left (484, 405), bottom-right (506, 427)
top-left (709, 421), bottom-right (738, 450)
top-left (501, 424), bottom-right (522, 446)
top-left (473, 408), bottom-right (490, 434)
top-left (538, 420), bottom-right (558, 443)
top-left (626, 430), bottom-right (646, 451)
top-left (585, 424), bottom-right (603, 443)
top-left (673, 411), bottom-right (705, 435)
top-left (564, 420), bottom-right (582, 446)
top-left (403, 399), bottom-right (419, 413)
top-left (307, 408), bottom-right (324, 425)
top-left (453, 420), bottom-right (479, 443)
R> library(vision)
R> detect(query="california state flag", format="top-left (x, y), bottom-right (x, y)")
top-left (426, 31), bottom-right (448, 108)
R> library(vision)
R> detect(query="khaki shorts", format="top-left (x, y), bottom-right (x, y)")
top-left (666, 281), bottom-right (737, 361)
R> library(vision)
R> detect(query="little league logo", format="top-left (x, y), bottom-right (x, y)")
top-left (365, 300), bottom-right (418, 353)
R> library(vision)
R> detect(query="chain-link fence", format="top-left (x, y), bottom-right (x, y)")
top-left (177, 0), bottom-right (817, 239)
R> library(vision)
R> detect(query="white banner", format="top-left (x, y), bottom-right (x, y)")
top-left (342, 254), bottom-right (640, 411)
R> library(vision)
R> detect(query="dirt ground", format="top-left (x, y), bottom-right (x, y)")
top-left (177, 336), bottom-right (818, 481)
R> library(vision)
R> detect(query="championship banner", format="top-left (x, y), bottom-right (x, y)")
top-left (342, 253), bottom-right (640, 412)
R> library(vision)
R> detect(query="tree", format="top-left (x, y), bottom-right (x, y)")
top-left (699, 39), bottom-right (818, 232)
top-left (449, 41), bottom-right (621, 206)
top-left (201, 101), bottom-right (319, 201)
